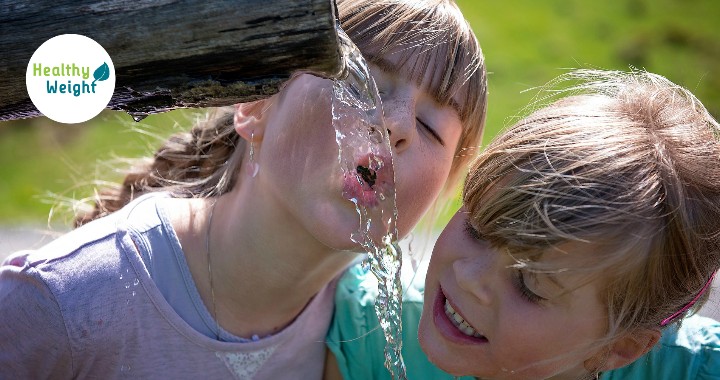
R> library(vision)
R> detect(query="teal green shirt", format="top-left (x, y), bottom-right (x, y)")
top-left (326, 263), bottom-right (472, 380)
top-left (327, 263), bottom-right (720, 380)
top-left (603, 314), bottom-right (720, 379)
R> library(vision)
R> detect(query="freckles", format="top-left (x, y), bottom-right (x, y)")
top-left (399, 168), bottom-right (434, 199)
top-left (420, 162), bottom-right (451, 194)
top-left (385, 96), bottom-right (412, 112)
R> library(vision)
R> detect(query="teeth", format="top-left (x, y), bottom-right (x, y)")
top-left (453, 313), bottom-right (464, 324)
top-left (444, 299), bottom-right (484, 338)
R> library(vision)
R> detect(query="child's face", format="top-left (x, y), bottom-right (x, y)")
top-left (419, 208), bottom-right (609, 379)
top-left (254, 54), bottom-right (464, 249)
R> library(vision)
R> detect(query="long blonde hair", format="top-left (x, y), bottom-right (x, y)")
top-left (76, 0), bottom-right (487, 226)
top-left (464, 69), bottom-right (720, 341)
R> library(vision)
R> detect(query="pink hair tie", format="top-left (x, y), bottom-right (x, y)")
top-left (660, 271), bottom-right (717, 326)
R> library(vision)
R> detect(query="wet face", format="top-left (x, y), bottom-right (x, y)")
top-left (418, 209), bottom-right (609, 379)
top-left (250, 53), bottom-right (463, 251)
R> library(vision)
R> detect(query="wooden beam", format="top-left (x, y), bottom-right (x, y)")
top-left (0, 0), bottom-right (342, 121)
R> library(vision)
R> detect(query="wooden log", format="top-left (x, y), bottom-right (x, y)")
top-left (0, 0), bottom-right (343, 121)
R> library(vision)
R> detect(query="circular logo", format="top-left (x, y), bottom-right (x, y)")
top-left (26, 34), bottom-right (115, 124)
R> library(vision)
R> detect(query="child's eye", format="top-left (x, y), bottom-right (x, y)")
top-left (515, 270), bottom-right (546, 304)
top-left (464, 219), bottom-right (482, 241)
top-left (417, 118), bottom-right (444, 146)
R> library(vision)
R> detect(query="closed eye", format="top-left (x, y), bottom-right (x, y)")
top-left (417, 118), bottom-right (444, 146)
top-left (515, 270), bottom-right (547, 304)
top-left (464, 219), bottom-right (482, 241)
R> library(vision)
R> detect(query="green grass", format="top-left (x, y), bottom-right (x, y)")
top-left (0, 110), bottom-right (196, 224)
top-left (1, 0), bottom-right (719, 227)
top-left (458, 0), bottom-right (720, 145)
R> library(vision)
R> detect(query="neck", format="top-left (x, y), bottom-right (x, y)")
top-left (173, 190), bottom-right (360, 339)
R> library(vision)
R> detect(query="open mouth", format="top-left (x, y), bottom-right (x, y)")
top-left (444, 299), bottom-right (485, 339)
top-left (435, 287), bottom-right (488, 343)
top-left (341, 153), bottom-right (389, 207)
top-left (356, 165), bottom-right (377, 188)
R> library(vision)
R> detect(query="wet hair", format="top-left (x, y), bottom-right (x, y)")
top-left (463, 69), bottom-right (720, 342)
top-left (75, 0), bottom-right (487, 226)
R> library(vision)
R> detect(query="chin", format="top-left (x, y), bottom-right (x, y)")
top-left (418, 339), bottom-right (469, 377)
top-left (317, 219), bottom-right (373, 253)
top-left (312, 224), bottom-right (363, 252)
top-left (322, 237), bottom-right (363, 252)
top-left (418, 314), bottom-right (455, 374)
top-left (418, 300), bottom-right (482, 378)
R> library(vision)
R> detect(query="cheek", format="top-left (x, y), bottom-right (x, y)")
top-left (490, 309), bottom-right (603, 377)
top-left (268, 87), bottom-right (335, 166)
top-left (394, 158), bottom-right (450, 237)
top-left (424, 214), bottom-right (465, 283)
top-left (277, 75), bottom-right (334, 130)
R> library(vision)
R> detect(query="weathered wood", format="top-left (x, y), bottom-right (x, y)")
top-left (0, 0), bottom-right (342, 121)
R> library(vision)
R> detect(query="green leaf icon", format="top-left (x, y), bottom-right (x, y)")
top-left (92, 62), bottom-right (110, 84)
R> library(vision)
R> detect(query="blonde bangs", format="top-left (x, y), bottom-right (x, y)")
top-left (338, 0), bottom-right (488, 190)
top-left (463, 69), bottom-right (720, 339)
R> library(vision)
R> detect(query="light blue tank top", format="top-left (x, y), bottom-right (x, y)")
top-left (126, 193), bottom-right (260, 342)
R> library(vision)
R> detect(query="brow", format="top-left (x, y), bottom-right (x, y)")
top-left (545, 273), bottom-right (566, 291)
top-left (528, 270), bottom-right (566, 293)
top-left (366, 55), bottom-right (462, 115)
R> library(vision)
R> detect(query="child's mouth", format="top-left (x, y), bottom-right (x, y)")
top-left (434, 288), bottom-right (488, 344)
top-left (356, 165), bottom-right (377, 188)
top-left (341, 154), bottom-right (388, 207)
top-left (444, 299), bottom-right (486, 339)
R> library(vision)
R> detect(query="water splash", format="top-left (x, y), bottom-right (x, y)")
top-left (332, 27), bottom-right (406, 379)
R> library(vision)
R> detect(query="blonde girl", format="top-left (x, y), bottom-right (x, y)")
top-left (419, 69), bottom-right (720, 379)
top-left (0, 1), bottom-right (487, 378)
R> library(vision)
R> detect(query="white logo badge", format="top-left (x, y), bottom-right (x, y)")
top-left (26, 34), bottom-right (115, 124)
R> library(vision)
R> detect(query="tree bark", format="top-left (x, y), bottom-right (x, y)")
top-left (0, 0), bottom-right (342, 121)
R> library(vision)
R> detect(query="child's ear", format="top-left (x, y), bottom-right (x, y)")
top-left (234, 100), bottom-right (268, 142)
top-left (590, 329), bottom-right (661, 371)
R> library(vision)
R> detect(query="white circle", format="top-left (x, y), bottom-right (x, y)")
top-left (26, 34), bottom-right (115, 124)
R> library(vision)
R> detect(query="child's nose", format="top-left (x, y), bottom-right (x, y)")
top-left (453, 256), bottom-right (495, 306)
top-left (383, 95), bottom-right (416, 153)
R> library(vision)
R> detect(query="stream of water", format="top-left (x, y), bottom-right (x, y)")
top-left (331, 27), bottom-right (407, 379)
top-left (120, 24), bottom-right (408, 378)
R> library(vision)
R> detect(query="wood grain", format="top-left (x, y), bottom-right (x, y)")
top-left (0, 0), bottom-right (342, 120)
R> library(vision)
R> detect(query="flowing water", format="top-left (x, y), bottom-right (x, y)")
top-left (118, 25), bottom-right (408, 378)
top-left (331, 27), bottom-right (407, 379)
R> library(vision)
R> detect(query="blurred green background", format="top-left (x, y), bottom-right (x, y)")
top-left (1, 0), bottom-right (719, 228)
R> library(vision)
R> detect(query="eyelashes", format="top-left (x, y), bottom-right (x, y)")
top-left (370, 63), bottom-right (446, 147)
top-left (515, 270), bottom-right (546, 304)
top-left (464, 219), bottom-right (482, 240)
top-left (463, 218), bottom-right (546, 305)
top-left (417, 118), bottom-right (444, 145)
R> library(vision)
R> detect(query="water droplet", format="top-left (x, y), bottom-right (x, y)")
top-left (133, 278), bottom-right (139, 286)
top-left (125, 283), bottom-right (130, 289)
top-left (120, 364), bottom-right (131, 372)
top-left (127, 112), bottom-right (148, 122)
top-left (119, 274), bottom-right (123, 280)
top-left (132, 291), bottom-right (136, 297)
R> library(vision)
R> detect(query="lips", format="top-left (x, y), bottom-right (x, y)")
top-left (445, 300), bottom-right (485, 338)
top-left (342, 153), bottom-right (391, 208)
top-left (433, 287), bottom-right (488, 344)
